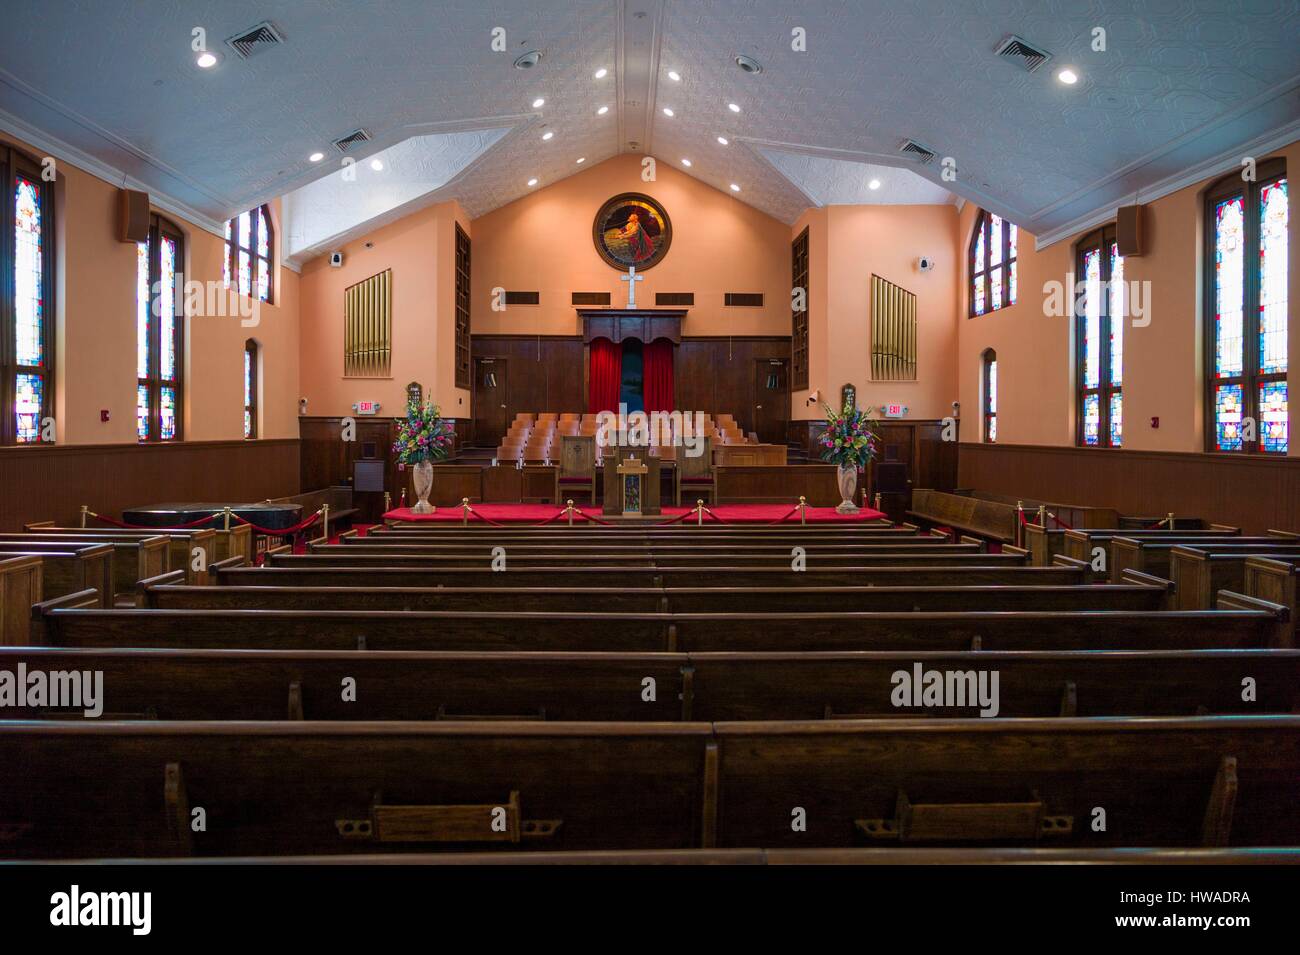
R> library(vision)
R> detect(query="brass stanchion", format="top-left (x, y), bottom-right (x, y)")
top-left (1166, 511), bottom-right (1175, 529)
top-left (462, 497), bottom-right (472, 526)
top-left (223, 507), bottom-right (232, 532)
top-left (383, 491), bottom-right (391, 514)
top-left (874, 492), bottom-right (882, 512)
top-left (322, 503), bottom-right (330, 540)
top-left (695, 499), bottom-right (705, 527)
top-left (80, 505), bottom-right (88, 529)
top-left (566, 499), bottom-right (575, 527)
top-left (798, 495), bottom-right (807, 526)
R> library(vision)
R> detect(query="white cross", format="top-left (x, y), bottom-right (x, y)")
top-left (620, 265), bottom-right (644, 308)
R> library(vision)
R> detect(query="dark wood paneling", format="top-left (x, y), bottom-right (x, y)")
top-left (0, 440), bottom-right (299, 531)
top-left (958, 442), bottom-right (1300, 534)
top-left (577, 309), bottom-right (686, 345)
top-left (470, 336), bottom-right (586, 445)
top-left (675, 337), bottom-right (792, 435)
top-left (715, 465), bottom-right (839, 506)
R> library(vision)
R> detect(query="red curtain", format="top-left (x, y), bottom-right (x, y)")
top-left (642, 338), bottom-right (675, 413)
top-left (588, 337), bottom-right (622, 414)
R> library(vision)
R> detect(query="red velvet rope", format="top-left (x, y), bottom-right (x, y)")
top-left (89, 511), bottom-right (225, 530)
top-left (1016, 509), bottom-right (1029, 526)
top-left (231, 512), bottom-right (323, 536)
top-left (1050, 512), bottom-right (1074, 530)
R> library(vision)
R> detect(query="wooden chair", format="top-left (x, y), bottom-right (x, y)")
top-left (676, 437), bottom-right (715, 506)
top-left (558, 435), bottom-right (597, 505)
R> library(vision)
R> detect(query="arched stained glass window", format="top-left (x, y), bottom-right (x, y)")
top-left (3, 147), bottom-right (55, 445)
top-left (982, 349), bottom-right (997, 443)
top-left (1076, 225), bottom-right (1123, 447)
top-left (225, 205), bottom-right (273, 303)
top-left (1206, 161), bottom-right (1287, 453)
top-left (244, 339), bottom-right (259, 439)
top-left (969, 210), bottom-right (1018, 317)
top-left (137, 215), bottom-right (185, 441)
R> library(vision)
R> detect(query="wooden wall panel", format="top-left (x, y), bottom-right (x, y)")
top-left (0, 440), bottom-right (300, 531)
top-left (958, 443), bottom-right (1300, 534)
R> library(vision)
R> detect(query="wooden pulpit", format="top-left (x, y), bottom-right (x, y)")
top-left (602, 447), bottom-right (661, 516)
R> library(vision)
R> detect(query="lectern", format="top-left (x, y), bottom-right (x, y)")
top-left (602, 447), bottom-right (661, 516)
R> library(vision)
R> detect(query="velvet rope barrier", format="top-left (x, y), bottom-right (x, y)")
top-left (230, 510), bottom-right (323, 536)
top-left (86, 510), bottom-right (229, 530)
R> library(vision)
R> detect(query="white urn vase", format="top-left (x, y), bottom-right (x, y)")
top-left (835, 463), bottom-right (860, 515)
top-left (411, 460), bottom-right (436, 514)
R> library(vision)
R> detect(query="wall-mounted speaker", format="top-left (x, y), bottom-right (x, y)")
top-left (1116, 204), bottom-right (1145, 257)
top-left (118, 189), bottom-right (150, 243)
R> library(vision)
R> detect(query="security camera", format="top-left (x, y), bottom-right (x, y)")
top-left (329, 251), bottom-right (344, 268)
top-left (806, 389), bottom-right (820, 406)
top-left (918, 256), bottom-right (935, 272)
top-left (298, 397), bottom-right (308, 415)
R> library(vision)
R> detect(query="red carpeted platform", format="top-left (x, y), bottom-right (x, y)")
top-left (383, 503), bottom-right (888, 525)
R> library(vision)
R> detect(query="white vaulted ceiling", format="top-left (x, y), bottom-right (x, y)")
top-left (0, 0), bottom-right (1297, 256)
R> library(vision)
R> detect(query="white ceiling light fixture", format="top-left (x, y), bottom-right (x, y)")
top-left (308, 151), bottom-right (324, 163)
top-left (597, 105), bottom-right (609, 115)
top-left (1057, 68), bottom-right (1079, 85)
top-left (727, 102), bottom-right (741, 113)
top-left (735, 55), bottom-right (762, 75)
top-left (729, 183), bottom-right (741, 192)
top-left (541, 131), bottom-right (554, 141)
top-left (527, 177), bottom-right (539, 187)
top-left (716, 136), bottom-right (729, 145)
top-left (681, 158), bottom-right (691, 167)
top-left (868, 178), bottom-right (881, 190)
top-left (370, 159), bottom-right (384, 171)
top-left (195, 51), bottom-right (219, 69)
top-left (667, 70), bottom-right (681, 81)
top-left (662, 107), bottom-right (674, 117)
top-left (514, 50), bottom-right (542, 70)
top-left (594, 68), bottom-right (607, 79)
top-left (531, 97), bottom-right (546, 108)
top-left (576, 157), bottom-right (586, 164)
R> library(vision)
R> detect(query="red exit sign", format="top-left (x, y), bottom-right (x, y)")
top-left (883, 403), bottom-right (907, 418)
top-left (352, 401), bottom-right (380, 415)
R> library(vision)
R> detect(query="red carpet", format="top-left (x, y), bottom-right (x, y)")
top-left (383, 503), bottom-right (888, 526)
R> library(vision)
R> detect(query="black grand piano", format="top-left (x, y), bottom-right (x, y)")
top-left (121, 502), bottom-right (303, 531)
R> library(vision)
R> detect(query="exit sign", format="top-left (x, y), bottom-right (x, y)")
top-left (352, 401), bottom-right (381, 415)
top-left (883, 403), bottom-right (908, 418)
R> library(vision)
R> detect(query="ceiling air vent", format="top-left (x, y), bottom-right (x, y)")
top-left (994, 35), bottom-right (1052, 73)
top-left (332, 129), bottom-right (372, 154)
top-left (898, 139), bottom-right (937, 165)
top-left (225, 21), bottom-right (285, 60)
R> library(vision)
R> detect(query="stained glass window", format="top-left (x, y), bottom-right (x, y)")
top-left (1207, 166), bottom-right (1287, 453)
top-left (137, 217), bottom-right (184, 441)
top-left (9, 167), bottom-right (51, 444)
top-left (969, 210), bottom-right (1017, 316)
top-left (226, 205), bottom-right (273, 302)
top-left (243, 339), bottom-right (258, 439)
top-left (1076, 226), bottom-right (1122, 447)
top-left (983, 350), bottom-right (997, 443)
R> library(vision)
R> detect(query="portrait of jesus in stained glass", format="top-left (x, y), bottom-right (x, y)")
top-left (593, 193), bottom-right (672, 271)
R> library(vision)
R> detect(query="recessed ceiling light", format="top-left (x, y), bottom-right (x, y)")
top-left (308, 152), bottom-right (324, 163)
top-left (514, 51), bottom-right (542, 70)
top-left (868, 179), bottom-right (881, 190)
top-left (532, 97), bottom-right (546, 108)
top-left (662, 107), bottom-right (674, 117)
top-left (1057, 68), bottom-right (1078, 85)
top-left (594, 68), bottom-right (607, 79)
top-left (195, 51), bottom-right (219, 69)
top-left (730, 183), bottom-right (741, 192)
top-left (717, 136), bottom-right (729, 145)
top-left (542, 131), bottom-right (554, 141)
top-left (668, 70), bottom-right (681, 82)
top-left (727, 102), bottom-right (741, 113)
top-left (370, 159), bottom-right (384, 171)
top-left (735, 55), bottom-right (763, 75)
top-left (681, 158), bottom-right (692, 167)
top-left (527, 178), bottom-right (539, 187)
top-left (597, 105), bottom-right (609, 115)
top-left (576, 157), bottom-right (586, 164)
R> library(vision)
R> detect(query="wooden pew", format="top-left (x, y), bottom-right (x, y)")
top-left (1172, 548), bottom-right (1300, 610)
top-left (216, 560), bottom-right (1088, 593)
top-left (713, 716), bottom-right (1300, 848)
top-left (1244, 557), bottom-right (1300, 637)
top-left (0, 534), bottom-right (168, 604)
top-left (906, 489), bottom-right (1018, 544)
top-left (21, 526), bottom-right (216, 585)
top-left (0, 721), bottom-right (715, 858)
top-left (1022, 523), bottom-right (1066, 567)
top-left (6, 646), bottom-right (1295, 722)
top-left (141, 581), bottom-right (1169, 615)
top-left (29, 597), bottom-right (1291, 652)
top-left (0, 556), bottom-right (43, 647)
top-left (0, 544), bottom-right (113, 609)
top-left (2, 716), bottom-right (1295, 856)
top-left (1061, 528), bottom-right (1243, 563)
top-left (1110, 536), bottom-right (1300, 584)
top-left (267, 546), bottom-right (991, 570)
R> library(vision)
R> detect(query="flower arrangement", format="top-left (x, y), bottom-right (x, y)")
top-left (392, 399), bottom-right (455, 468)
top-left (818, 400), bottom-right (880, 470)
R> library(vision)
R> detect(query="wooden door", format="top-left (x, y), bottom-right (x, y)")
top-left (473, 358), bottom-right (508, 446)
top-left (752, 359), bottom-right (789, 443)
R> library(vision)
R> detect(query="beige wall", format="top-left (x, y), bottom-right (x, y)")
top-left (959, 138), bottom-right (1299, 456)
top-left (298, 200), bottom-right (472, 419)
top-left (4, 131), bottom-right (299, 446)
top-left (469, 154), bottom-right (792, 338)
